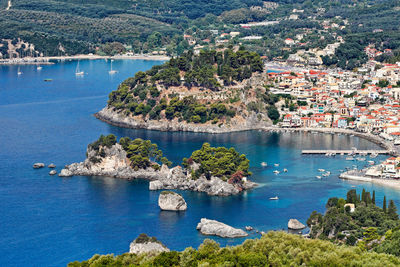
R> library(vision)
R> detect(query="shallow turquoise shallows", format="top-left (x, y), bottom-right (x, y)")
top-left (0, 60), bottom-right (398, 266)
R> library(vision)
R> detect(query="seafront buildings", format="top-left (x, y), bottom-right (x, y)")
top-left (268, 61), bottom-right (400, 144)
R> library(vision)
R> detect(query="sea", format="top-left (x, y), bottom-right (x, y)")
top-left (0, 59), bottom-right (399, 266)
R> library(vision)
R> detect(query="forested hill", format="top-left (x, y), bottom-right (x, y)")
top-left (0, 0), bottom-right (263, 56)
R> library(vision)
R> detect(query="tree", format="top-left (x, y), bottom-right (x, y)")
top-left (383, 196), bottom-right (387, 213)
top-left (347, 189), bottom-right (358, 204)
top-left (388, 200), bottom-right (398, 220)
top-left (267, 106), bottom-right (280, 121)
top-left (372, 191), bottom-right (376, 205)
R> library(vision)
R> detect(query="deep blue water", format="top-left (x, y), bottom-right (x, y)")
top-left (1, 60), bottom-right (399, 266)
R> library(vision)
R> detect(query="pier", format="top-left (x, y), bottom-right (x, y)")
top-left (301, 150), bottom-right (389, 155)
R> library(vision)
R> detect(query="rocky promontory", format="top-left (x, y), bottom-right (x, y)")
top-left (288, 219), bottom-right (306, 230)
top-left (196, 218), bottom-right (248, 238)
top-left (158, 191), bottom-right (187, 211)
top-left (60, 135), bottom-right (257, 196)
top-left (129, 234), bottom-right (169, 255)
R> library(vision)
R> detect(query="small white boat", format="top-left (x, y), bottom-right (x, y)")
top-left (274, 163), bottom-right (279, 167)
top-left (75, 61), bottom-right (84, 76)
top-left (108, 60), bottom-right (117, 74)
top-left (269, 196), bottom-right (279, 200)
top-left (273, 170), bottom-right (280, 174)
top-left (37, 66), bottom-right (42, 70)
top-left (261, 162), bottom-right (268, 167)
top-left (17, 66), bottom-right (22, 75)
top-left (346, 157), bottom-right (354, 161)
top-left (283, 168), bottom-right (288, 172)
top-left (368, 160), bottom-right (375, 165)
top-left (357, 157), bottom-right (366, 161)
top-left (318, 169), bottom-right (325, 172)
top-left (316, 176), bottom-right (322, 179)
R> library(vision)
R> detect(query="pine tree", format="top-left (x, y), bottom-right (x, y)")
top-left (388, 200), bottom-right (398, 220)
top-left (383, 196), bottom-right (387, 213)
top-left (372, 190), bottom-right (376, 205)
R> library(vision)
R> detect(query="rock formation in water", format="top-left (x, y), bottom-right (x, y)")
top-left (129, 234), bottom-right (169, 255)
top-left (288, 219), bottom-right (306, 230)
top-left (59, 135), bottom-right (256, 196)
top-left (158, 191), bottom-right (187, 211)
top-left (33, 163), bottom-right (45, 169)
top-left (196, 218), bottom-right (248, 238)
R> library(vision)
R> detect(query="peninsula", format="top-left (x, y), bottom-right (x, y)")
top-left (95, 48), bottom-right (275, 133)
top-left (59, 134), bottom-right (256, 196)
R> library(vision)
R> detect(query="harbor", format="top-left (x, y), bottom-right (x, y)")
top-left (301, 150), bottom-right (389, 155)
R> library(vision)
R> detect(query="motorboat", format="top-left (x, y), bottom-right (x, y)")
top-left (318, 169), bottom-right (325, 172)
top-left (273, 170), bottom-right (280, 174)
top-left (261, 162), bottom-right (268, 167)
top-left (269, 196), bottom-right (279, 200)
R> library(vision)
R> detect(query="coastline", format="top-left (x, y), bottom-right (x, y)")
top-left (339, 171), bottom-right (400, 190)
top-left (94, 107), bottom-right (271, 134)
top-left (0, 54), bottom-right (170, 65)
top-left (95, 107), bottom-right (398, 155)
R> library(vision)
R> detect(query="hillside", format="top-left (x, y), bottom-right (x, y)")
top-left (95, 48), bottom-right (277, 133)
top-left (1, 0), bottom-right (400, 66)
top-left (69, 231), bottom-right (400, 266)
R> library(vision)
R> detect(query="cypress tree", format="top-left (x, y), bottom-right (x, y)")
top-left (372, 190), bottom-right (376, 205)
top-left (365, 192), bottom-right (372, 205)
top-left (388, 200), bottom-right (398, 220)
top-left (361, 189), bottom-right (366, 203)
top-left (383, 196), bottom-right (387, 213)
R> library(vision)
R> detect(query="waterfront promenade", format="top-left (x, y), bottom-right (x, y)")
top-left (302, 150), bottom-right (389, 155)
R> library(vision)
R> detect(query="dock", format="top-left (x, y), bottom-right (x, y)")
top-left (301, 150), bottom-right (389, 155)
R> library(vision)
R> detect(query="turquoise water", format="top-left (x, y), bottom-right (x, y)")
top-left (0, 60), bottom-right (398, 266)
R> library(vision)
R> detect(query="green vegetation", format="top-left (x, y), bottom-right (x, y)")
top-left (307, 189), bottom-right (400, 254)
top-left (86, 134), bottom-right (171, 170)
top-left (68, 231), bottom-right (400, 267)
top-left (182, 143), bottom-right (251, 183)
top-left (107, 48), bottom-right (263, 125)
top-left (133, 233), bottom-right (164, 246)
top-left (119, 136), bottom-right (171, 170)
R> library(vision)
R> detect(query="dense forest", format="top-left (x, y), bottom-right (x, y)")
top-left (107, 47), bottom-right (265, 125)
top-left (307, 188), bottom-right (400, 256)
top-left (69, 231), bottom-right (400, 266)
top-left (1, 0), bottom-right (400, 64)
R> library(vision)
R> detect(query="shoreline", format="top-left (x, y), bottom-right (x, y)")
top-left (0, 54), bottom-right (170, 65)
top-left (94, 107), bottom-right (398, 155)
top-left (339, 171), bottom-right (400, 190)
top-left (94, 107), bottom-right (270, 134)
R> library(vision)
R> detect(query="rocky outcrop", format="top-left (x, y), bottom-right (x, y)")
top-left (60, 143), bottom-right (256, 196)
top-left (158, 191), bottom-right (187, 211)
top-left (196, 218), bottom-right (248, 238)
top-left (129, 234), bottom-right (169, 255)
top-left (288, 219), bottom-right (306, 230)
top-left (33, 163), bottom-right (45, 169)
top-left (49, 170), bottom-right (57, 175)
top-left (48, 163), bottom-right (56, 168)
top-left (149, 166), bottom-right (257, 196)
top-left (59, 144), bottom-right (169, 180)
top-left (95, 107), bottom-right (271, 134)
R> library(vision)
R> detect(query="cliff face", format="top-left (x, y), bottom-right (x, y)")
top-left (59, 143), bottom-right (169, 180)
top-left (95, 107), bottom-right (270, 134)
top-left (60, 144), bottom-right (257, 196)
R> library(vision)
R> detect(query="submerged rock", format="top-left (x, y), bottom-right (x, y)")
top-left (196, 218), bottom-right (248, 238)
top-left (158, 191), bottom-right (187, 211)
top-left (33, 163), bottom-right (45, 169)
top-left (49, 170), bottom-right (57, 175)
top-left (129, 233), bottom-right (169, 255)
top-left (288, 219), bottom-right (306, 230)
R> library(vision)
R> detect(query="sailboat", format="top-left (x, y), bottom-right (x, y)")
top-left (17, 66), bottom-right (22, 75)
top-left (108, 60), bottom-right (117, 75)
top-left (75, 61), bottom-right (84, 76)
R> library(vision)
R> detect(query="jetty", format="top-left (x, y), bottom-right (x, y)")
top-left (301, 150), bottom-right (389, 155)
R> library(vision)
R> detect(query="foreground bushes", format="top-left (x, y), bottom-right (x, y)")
top-left (68, 231), bottom-right (400, 266)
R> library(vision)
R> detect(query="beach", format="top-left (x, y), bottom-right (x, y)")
top-left (0, 54), bottom-right (170, 65)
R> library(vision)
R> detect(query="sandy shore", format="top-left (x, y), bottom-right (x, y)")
top-left (340, 172), bottom-right (400, 189)
top-left (0, 54), bottom-right (170, 65)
